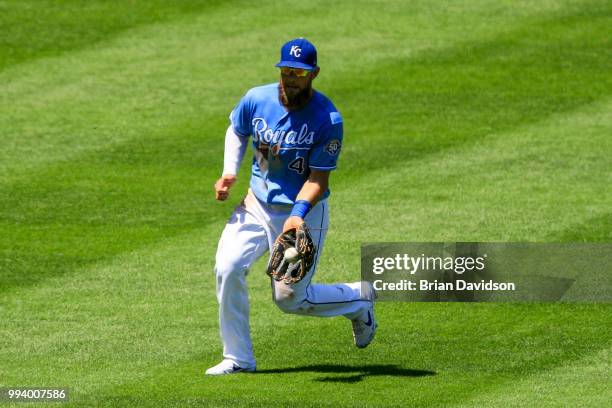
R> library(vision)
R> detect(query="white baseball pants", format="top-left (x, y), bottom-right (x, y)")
top-left (214, 189), bottom-right (369, 367)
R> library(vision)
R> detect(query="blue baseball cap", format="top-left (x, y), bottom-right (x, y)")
top-left (275, 38), bottom-right (317, 71)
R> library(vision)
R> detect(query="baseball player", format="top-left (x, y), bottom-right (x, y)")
top-left (206, 38), bottom-right (377, 375)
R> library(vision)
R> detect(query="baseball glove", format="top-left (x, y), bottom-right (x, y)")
top-left (267, 222), bottom-right (316, 285)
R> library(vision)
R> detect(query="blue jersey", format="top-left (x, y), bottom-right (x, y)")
top-left (230, 83), bottom-right (343, 205)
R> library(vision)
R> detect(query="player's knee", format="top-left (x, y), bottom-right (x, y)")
top-left (274, 295), bottom-right (302, 313)
top-left (273, 285), bottom-right (305, 313)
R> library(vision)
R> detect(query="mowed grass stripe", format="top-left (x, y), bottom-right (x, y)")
top-left (2, 0), bottom-right (608, 182)
top-left (332, 1), bottom-right (611, 177)
top-left (454, 347), bottom-right (611, 407)
top-left (2, 0), bottom-right (610, 293)
top-left (49, 303), bottom-right (612, 408)
top-left (330, 97), bottom-right (612, 242)
top-left (1, 0), bottom-right (602, 178)
top-left (0, 124), bottom-right (239, 292)
top-left (0, 225), bottom-right (227, 400)
top-left (1, 0), bottom-right (306, 178)
top-left (554, 213), bottom-right (612, 242)
top-left (0, 0), bottom-right (223, 71)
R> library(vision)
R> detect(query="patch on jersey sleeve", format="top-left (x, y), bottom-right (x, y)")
top-left (325, 139), bottom-right (341, 156)
top-left (329, 111), bottom-right (343, 125)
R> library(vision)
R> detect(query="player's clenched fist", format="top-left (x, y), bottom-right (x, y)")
top-left (214, 175), bottom-right (236, 201)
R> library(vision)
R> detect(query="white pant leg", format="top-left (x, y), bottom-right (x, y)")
top-left (214, 201), bottom-right (268, 367)
top-left (267, 200), bottom-right (370, 319)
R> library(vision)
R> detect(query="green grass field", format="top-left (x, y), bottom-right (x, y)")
top-left (1, 0), bottom-right (611, 406)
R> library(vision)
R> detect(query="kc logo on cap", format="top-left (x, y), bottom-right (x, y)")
top-left (289, 45), bottom-right (302, 57)
top-left (275, 38), bottom-right (317, 71)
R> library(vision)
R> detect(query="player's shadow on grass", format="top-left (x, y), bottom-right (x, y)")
top-left (256, 364), bottom-right (435, 383)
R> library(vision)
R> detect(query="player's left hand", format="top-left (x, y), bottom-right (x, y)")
top-left (268, 221), bottom-right (316, 285)
top-left (282, 216), bottom-right (304, 233)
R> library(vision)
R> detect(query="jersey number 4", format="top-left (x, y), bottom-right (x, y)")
top-left (288, 157), bottom-right (305, 174)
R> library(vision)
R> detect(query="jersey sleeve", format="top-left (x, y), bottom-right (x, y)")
top-left (308, 111), bottom-right (343, 171)
top-left (229, 91), bottom-right (254, 138)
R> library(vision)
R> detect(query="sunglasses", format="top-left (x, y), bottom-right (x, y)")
top-left (279, 67), bottom-right (312, 77)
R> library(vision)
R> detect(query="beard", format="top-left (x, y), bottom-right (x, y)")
top-left (278, 82), bottom-right (312, 109)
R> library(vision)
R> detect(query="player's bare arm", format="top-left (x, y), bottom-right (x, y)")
top-left (282, 170), bottom-right (329, 232)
